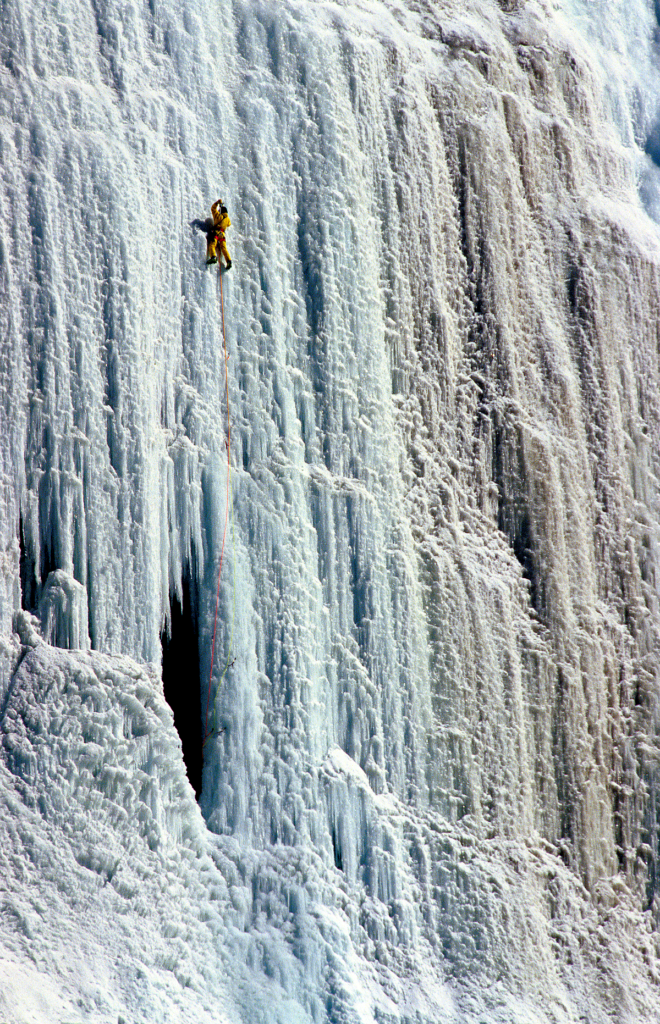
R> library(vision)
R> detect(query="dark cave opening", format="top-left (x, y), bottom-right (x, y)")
top-left (19, 517), bottom-right (38, 613)
top-left (645, 124), bottom-right (660, 170)
top-left (161, 569), bottom-right (203, 800)
top-left (331, 824), bottom-right (344, 871)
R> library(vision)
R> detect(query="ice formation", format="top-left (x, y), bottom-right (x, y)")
top-left (2, 0), bottom-right (660, 1021)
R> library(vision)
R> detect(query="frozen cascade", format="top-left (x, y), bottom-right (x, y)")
top-left (2, 0), bottom-right (660, 1021)
top-left (40, 569), bottom-right (90, 650)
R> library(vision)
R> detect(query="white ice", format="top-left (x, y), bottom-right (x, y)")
top-left (2, 0), bottom-right (660, 1021)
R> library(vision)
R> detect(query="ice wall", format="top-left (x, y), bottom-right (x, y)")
top-left (2, 0), bottom-right (660, 1021)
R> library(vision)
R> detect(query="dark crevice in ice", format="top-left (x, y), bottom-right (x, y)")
top-left (553, 667), bottom-right (576, 863)
top-left (641, 786), bottom-right (659, 910)
top-left (161, 565), bottom-right (203, 800)
top-left (491, 417), bottom-right (541, 614)
top-left (645, 123), bottom-right (660, 170)
top-left (19, 517), bottom-right (38, 613)
top-left (331, 824), bottom-right (343, 871)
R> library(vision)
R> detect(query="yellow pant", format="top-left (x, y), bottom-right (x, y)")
top-left (207, 234), bottom-right (230, 265)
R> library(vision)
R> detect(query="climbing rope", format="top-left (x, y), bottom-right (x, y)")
top-left (203, 267), bottom-right (236, 746)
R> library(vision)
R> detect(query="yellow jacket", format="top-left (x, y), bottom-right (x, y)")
top-left (211, 201), bottom-right (231, 235)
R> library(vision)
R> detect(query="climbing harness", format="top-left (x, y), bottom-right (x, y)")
top-left (203, 267), bottom-right (237, 746)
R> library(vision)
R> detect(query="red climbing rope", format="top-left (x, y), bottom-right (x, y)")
top-left (204, 267), bottom-right (231, 744)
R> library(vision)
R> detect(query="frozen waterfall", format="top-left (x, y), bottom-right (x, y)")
top-left (2, 0), bottom-right (660, 1021)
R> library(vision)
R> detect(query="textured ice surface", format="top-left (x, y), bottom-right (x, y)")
top-left (2, 0), bottom-right (660, 1021)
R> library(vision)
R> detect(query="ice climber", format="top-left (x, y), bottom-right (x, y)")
top-left (206, 200), bottom-right (232, 269)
